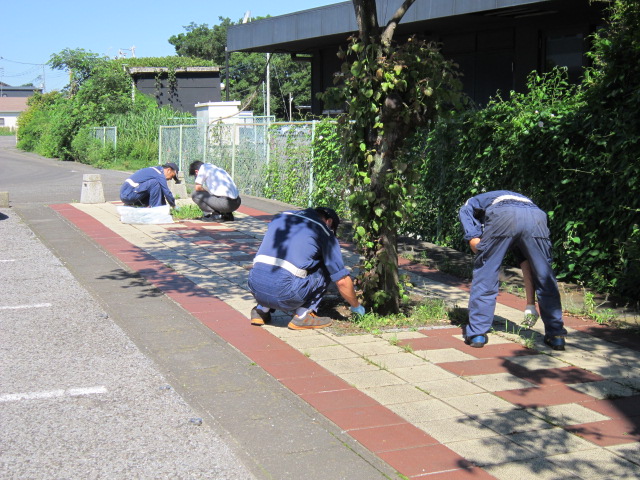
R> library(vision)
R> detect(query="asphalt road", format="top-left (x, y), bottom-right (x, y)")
top-left (0, 138), bottom-right (255, 479)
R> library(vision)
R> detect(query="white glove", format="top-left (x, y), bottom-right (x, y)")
top-left (522, 304), bottom-right (539, 327)
top-left (350, 304), bottom-right (365, 316)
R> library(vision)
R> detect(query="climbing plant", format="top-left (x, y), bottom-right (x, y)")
top-left (322, 0), bottom-right (464, 314)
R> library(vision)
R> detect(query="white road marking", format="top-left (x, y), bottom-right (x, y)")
top-left (0, 303), bottom-right (52, 310)
top-left (0, 386), bottom-right (108, 403)
top-left (0, 259), bottom-right (17, 262)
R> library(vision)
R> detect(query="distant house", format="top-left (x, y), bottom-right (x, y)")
top-left (126, 67), bottom-right (223, 115)
top-left (227, 0), bottom-right (606, 114)
top-left (0, 97), bottom-right (29, 130)
top-left (0, 83), bottom-right (42, 130)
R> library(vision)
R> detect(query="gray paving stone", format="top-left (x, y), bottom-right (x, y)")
top-left (444, 393), bottom-right (519, 416)
top-left (471, 409), bottom-right (556, 435)
top-left (447, 436), bottom-right (537, 466)
top-left (392, 398), bottom-right (462, 423)
top-left (547, 448), bottom-right (640, 479)
top-left (388, 364), bottom-right (456, 383)
top-left (466, 372), bottom-right (538, 392)
top-left (416, 416), bottom-right (498, 443)
top-left (484, 457), bottom-right (581, 479)
top-left (340, 369), bottom-right (406, 389)
top-left (414, 377), bottom-right (486, 399)
top-left (362, 383), bottom-right (432, 406)
top-left (569, 379), bottom-right (638, 399)
top-left (509, 427), bottom-right (598, 455)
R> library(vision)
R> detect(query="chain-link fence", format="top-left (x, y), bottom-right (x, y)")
top-left (91, 127), bottom-right (117, 150)
top-left (159, 120), bottom-right (316, 207)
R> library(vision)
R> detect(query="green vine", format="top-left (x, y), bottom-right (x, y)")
top-left (322, 36), bottom-right (463, 314)
top-left (114, 57), bottom-right (216, 100)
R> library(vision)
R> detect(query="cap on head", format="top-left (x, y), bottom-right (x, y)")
top-left (162, 162), bottom-right (181, 183)
top-left (315, 207), bottom-right (340, 235)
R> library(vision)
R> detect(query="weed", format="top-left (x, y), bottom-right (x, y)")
top-left (415, 386), bottom-right (430, 395)
top-left (400, 343), bottom-right (414, 354)
top-left (500, 281), bottom-right (525, 298)
top-left (350, 297), bottom-right (452, 333)
top-left (582, 290), bottom-right (619, 325)
top-left (171, 204), bottom-right (202, 220)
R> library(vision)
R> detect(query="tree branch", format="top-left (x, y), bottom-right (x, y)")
top-left (381, 0), bottom-right (416, 46)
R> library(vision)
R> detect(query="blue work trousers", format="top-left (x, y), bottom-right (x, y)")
top-left (120, 179), bottom-right (167, 207)
top-left (248, 263), bottom-right (330, 314)
top-left (467, 204), bottom-right (567, 338)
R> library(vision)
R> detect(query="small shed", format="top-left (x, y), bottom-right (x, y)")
top-left (127, 67), bottom-right (223, 115)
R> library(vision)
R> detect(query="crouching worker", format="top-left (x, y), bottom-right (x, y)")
top-left (120, 162), bottom-right (179, 208)
top-left (459, 190), bottom-right (567, 350)
top-left (188, 161), bottom-right (241, 222)
top-left (248, 207), bottom-right (365, 330)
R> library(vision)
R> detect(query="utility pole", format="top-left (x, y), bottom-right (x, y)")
top-left (266, 53), bottom-right (271, 120)
top-left (289, 92), bottom-right (293, 122)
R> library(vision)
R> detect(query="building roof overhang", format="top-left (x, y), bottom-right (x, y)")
top-left (227, 0), bottom-right (597, 54)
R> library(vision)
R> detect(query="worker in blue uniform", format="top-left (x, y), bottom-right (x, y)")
top-left (120, 162), bottom-right (180, 208)
top-left (248, 207), bottom-right (365, 330)
top-left (459, 191), bottom-right (567, 350)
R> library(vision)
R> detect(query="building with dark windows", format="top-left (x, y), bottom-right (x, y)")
top-left (227, 0), bottom-right (606, 114)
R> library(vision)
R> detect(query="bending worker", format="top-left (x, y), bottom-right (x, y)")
top-left (459, 190), bottom-right (567, 350)
top-left (248, 207), bottom-right (365, 330)
top-left (120, 162), bottom-right (179, 208)
top-left (188, 161), bottom-right (241, 222)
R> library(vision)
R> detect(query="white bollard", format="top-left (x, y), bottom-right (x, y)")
top-left (80, 174), bottom-right (105, 204)
top-left (0, 191), bottom-right (9, 208)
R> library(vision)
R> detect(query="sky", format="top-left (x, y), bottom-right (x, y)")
top-left (1, 0), bottom-right (338, 92)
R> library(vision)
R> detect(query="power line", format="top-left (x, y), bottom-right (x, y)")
top-left (0, 56), bottom-right (46, 66)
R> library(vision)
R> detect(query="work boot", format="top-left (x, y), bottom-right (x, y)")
top-left (250, 307), bottom-right (271, 326)
top-left (464, 334), bottom-right (488, 348)
top-left (288, 311), bottom-right (332, 330)
top-left (544, 335), bottom-right (566, 351)
top-left (221, 212), bottom-right (234, 222)
top-left (201, 213), bottom-right (222, 221)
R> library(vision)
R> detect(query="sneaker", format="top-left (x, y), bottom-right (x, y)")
top-left (220, 212), bottom-right (234, 222)
top-left (288, 311), bottom-right (332, 330)
top-left (201, 213), bottom-right (222, 221)
top-left (544, 335), bottom-right (566, 351)
top-left (464, 334), bottom-right (488, 348)
top-left (250, 307), bottom-right (271, 326)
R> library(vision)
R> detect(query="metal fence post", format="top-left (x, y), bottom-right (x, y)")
top-left (158, 126), bottom-right (163, 165)
top-left (179, 125), bottom-right (184, 172)
top-left (231, 123), bottom-right (236, 181)
top-left (308, 120), bottom-right (316, 207)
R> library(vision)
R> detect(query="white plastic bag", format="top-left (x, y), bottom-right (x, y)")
top-left (117, 205), bottom-right (174, 224)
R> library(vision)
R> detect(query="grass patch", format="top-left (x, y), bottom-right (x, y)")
top-left (171, 204), bottom-right (202, 220)
top-left (324, 297), bottom-right (467, 335)
top-left (0, 127), bottom-right (15, 136)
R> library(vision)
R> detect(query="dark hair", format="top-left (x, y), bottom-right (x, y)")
top-left (315, 207), bottom-right (340, 235)
top-left (189, 161), bottom-right (204, 177)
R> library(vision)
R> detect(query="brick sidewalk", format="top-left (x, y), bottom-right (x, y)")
top-left (52, 201), bottom-right (640, 479)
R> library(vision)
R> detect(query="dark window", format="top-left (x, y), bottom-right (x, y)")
top-left (544, 32), bottom-right (586, 83)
